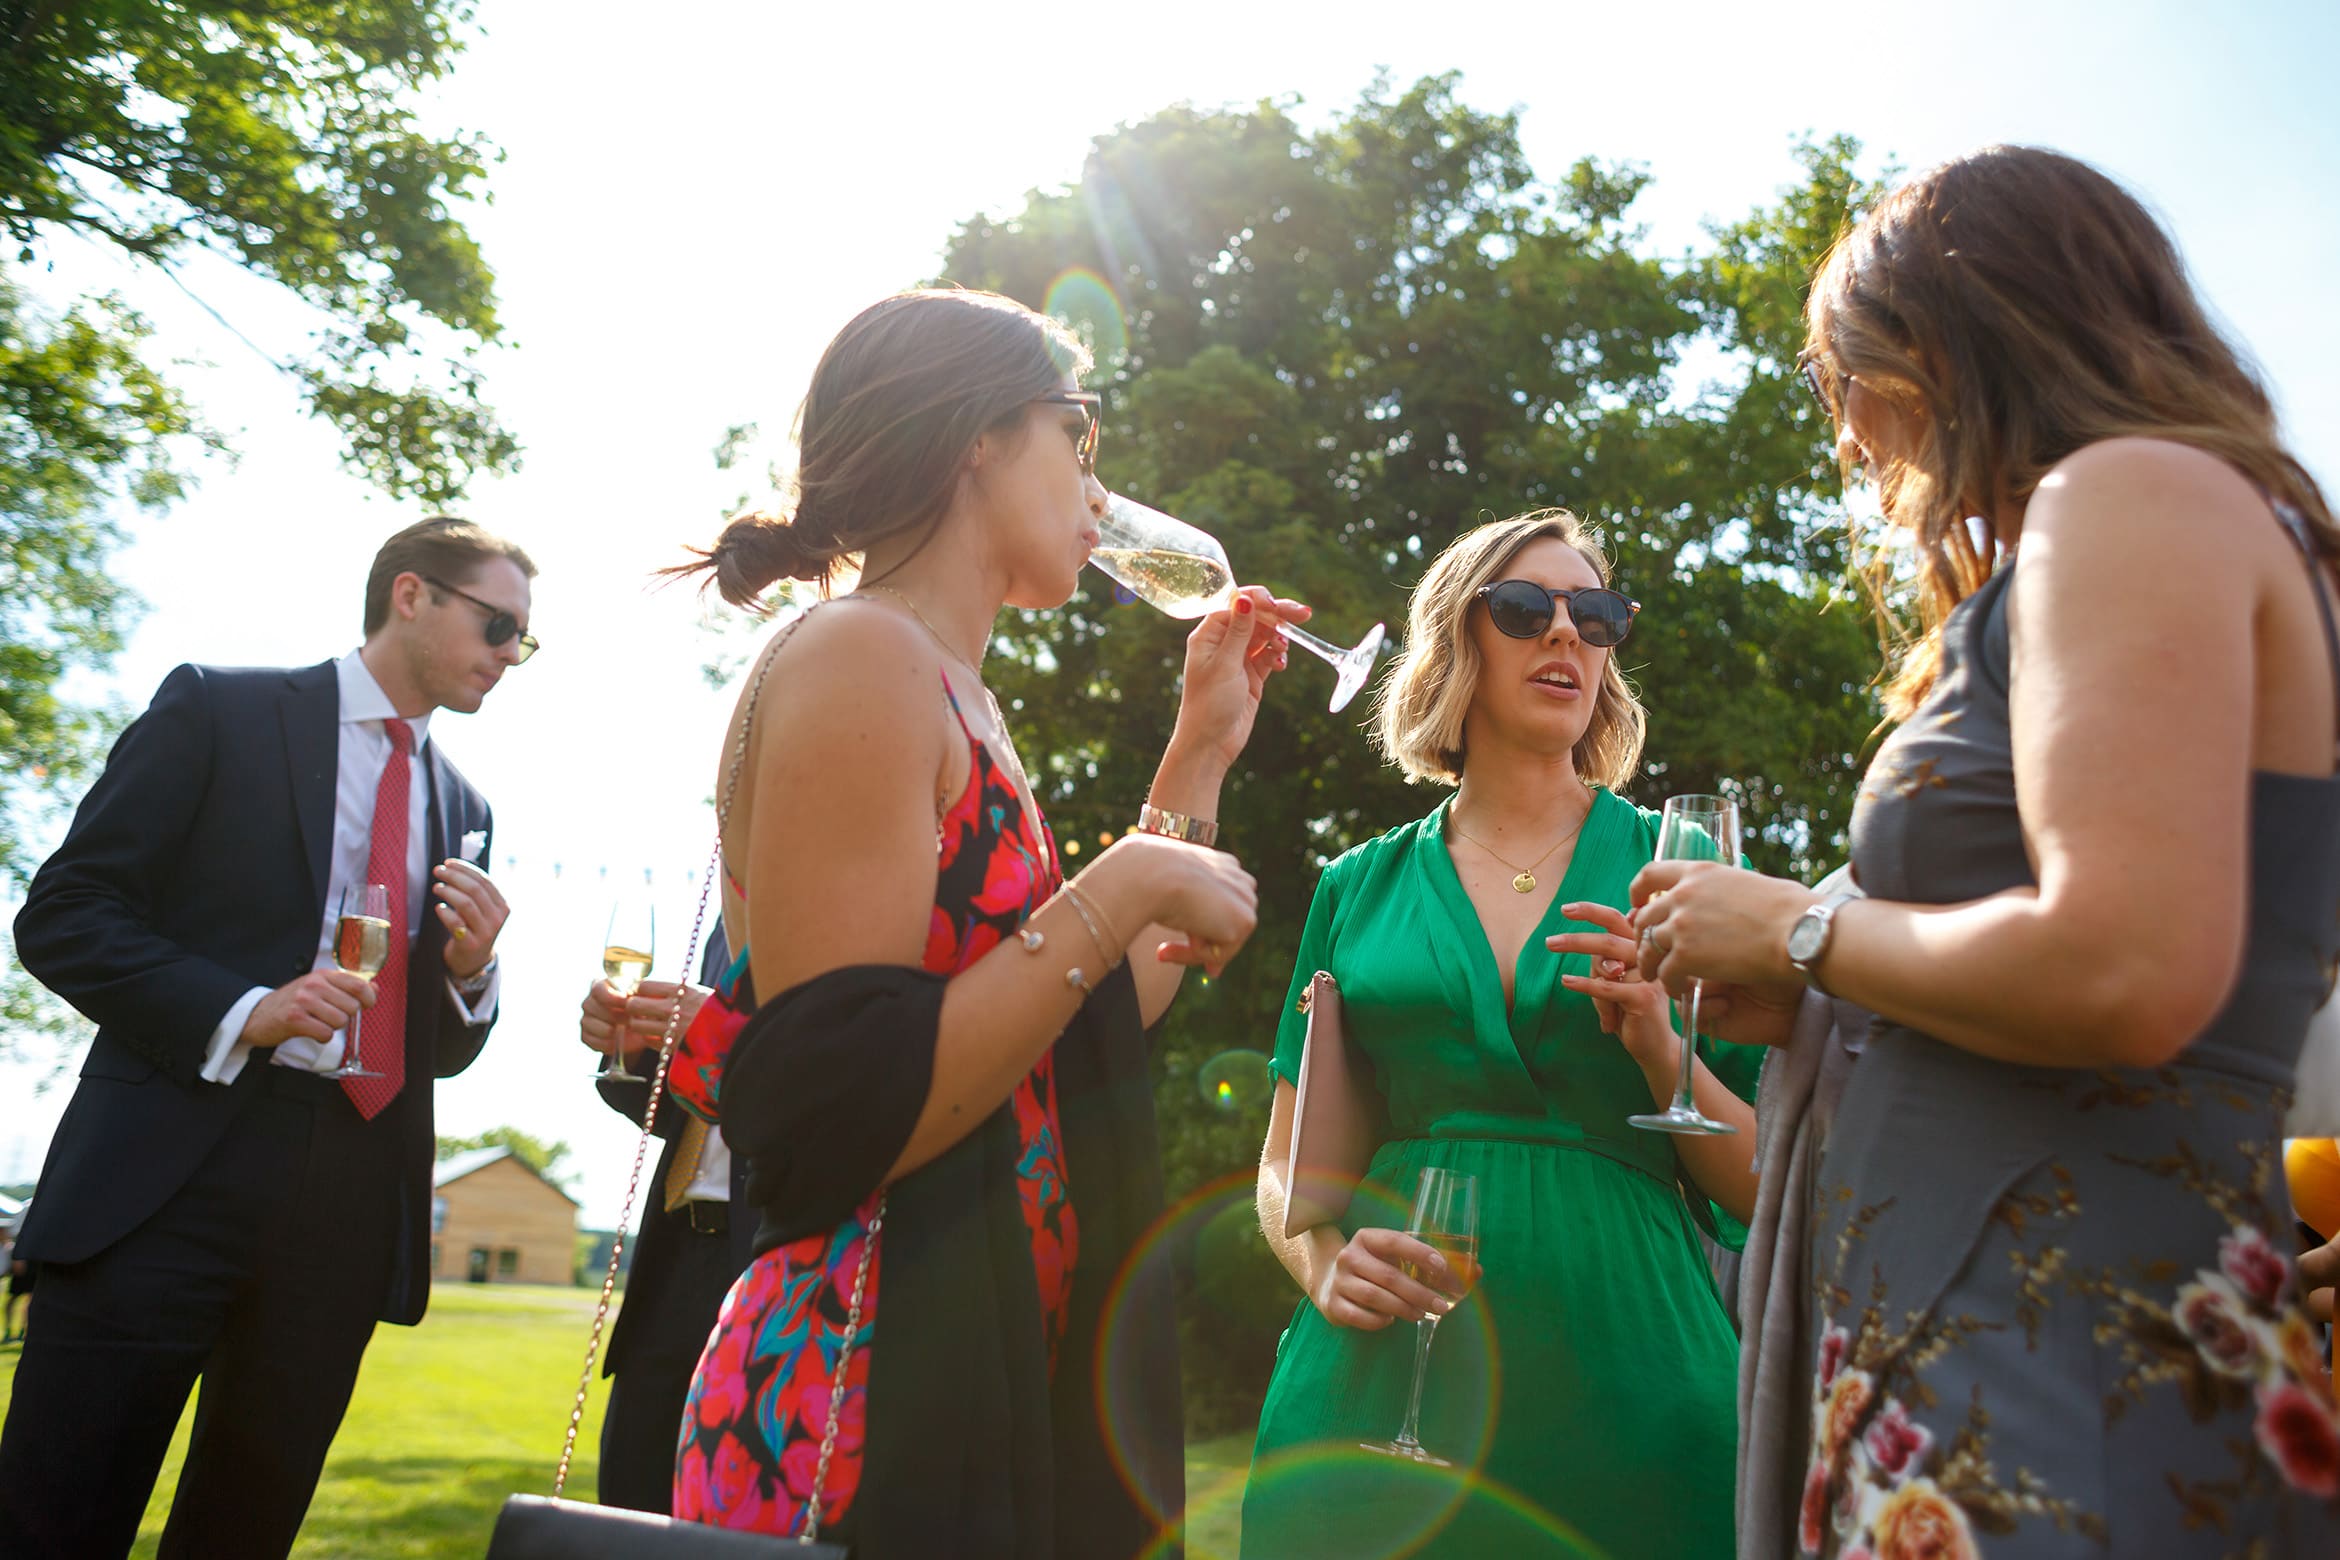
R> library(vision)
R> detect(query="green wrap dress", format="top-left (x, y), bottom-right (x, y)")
top-left (1240, 790), bottom-right (1760, 1559)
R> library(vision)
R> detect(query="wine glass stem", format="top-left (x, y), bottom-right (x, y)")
top-left (1279, 622), bottom-right (1352, 666)
top-left (1672, 980), bottom-right (1702, 1113)
top-left (1396, 1316), bottom-right (1438, 1450)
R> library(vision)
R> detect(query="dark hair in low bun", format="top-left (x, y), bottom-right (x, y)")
top-left (669, 288), bottom-right (1090, 612)
top-left (700, 508), bottom-right (835, 609)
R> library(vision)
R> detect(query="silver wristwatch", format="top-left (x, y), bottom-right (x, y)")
top-left (1786, 891), bottom-right (1858, 991)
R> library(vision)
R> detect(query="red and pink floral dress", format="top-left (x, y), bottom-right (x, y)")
top-left (669, 678), bottom-right (1079, 1536)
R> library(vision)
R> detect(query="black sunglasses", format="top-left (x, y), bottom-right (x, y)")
top-left (1474, 580), bottom-right (1639, 647)
top-left (1033, 392), bottom-right (1101, 474)
top-left (423, 575), bottom-right (539, 663)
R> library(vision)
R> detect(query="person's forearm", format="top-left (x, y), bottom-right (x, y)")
top-left (1123, 735), bottom-right (1230, 1025)
top-left (1257, 1157), bottom-right (1346, 1298)
top-left (1632, 1052), bottom-right (1757, 1222)
top-left (1818, 888), bottom-right (2234, 1070)
top-left (892, 861), bottom-right (1161, 1179)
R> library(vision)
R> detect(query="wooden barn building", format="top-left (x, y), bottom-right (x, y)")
top-left (431, 1146), bottom-right (579, 1286)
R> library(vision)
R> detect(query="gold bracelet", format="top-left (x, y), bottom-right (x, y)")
top-left (1063, 964), bottom-right (1095, 995)
top-left (1138, 801), bottom-right (1219, 849)
top-left (1061, 881), bottom-right (1125, 968)
top-left (1057, 887), bottom-right (1120, 971)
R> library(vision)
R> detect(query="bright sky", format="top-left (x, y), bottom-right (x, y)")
top-left (5, 0), bottom-right (2336, 1227)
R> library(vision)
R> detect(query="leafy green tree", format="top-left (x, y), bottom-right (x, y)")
top-left (939, 75), bottom-right (1886, 1431)
top-left (1, 1), bottom-right (512, 1054)
top-left (437, 1127), bottom-right (574, 1190)
top-left (1, 0), bottom-right (512, 500)
top-left (1, 281), bottom-right (210, 1057)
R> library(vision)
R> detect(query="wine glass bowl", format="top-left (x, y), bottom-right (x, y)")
top-left (1627, 794), bottom-right (1742, 1137)
top-left (595, 895), bottom-right (657, 1084)
top-left (323, 882), bottom-right (389, 1080)
top-left (1093, 495), bottom-right (1389, 713)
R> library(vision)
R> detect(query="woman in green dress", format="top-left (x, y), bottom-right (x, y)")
top-left (1242, 510), bottom-right (1763, 1559)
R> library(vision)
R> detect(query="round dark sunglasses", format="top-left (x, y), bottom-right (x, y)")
top-left (1474, 579), bottom-right (1639, 647)
top-left (423, 574), bottom-right (540, 663)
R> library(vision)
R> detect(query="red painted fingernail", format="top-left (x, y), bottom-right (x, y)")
top-left (1236, 598), bottom-right (1252, 614)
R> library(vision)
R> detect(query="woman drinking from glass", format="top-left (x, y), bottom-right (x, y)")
top-left (662, 287), bottom-right (1304, 1555)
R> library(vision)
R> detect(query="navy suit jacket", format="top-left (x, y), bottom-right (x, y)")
top-left (12, 660), bottom-right (496, 1326)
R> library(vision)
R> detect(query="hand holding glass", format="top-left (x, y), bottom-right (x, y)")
top-left (1628, 794), bottom-right (1741, 1136)
top-left (1361, 1167), bottom-right (1480, 1466)
top-left (595, 895), bottom-right (656, 1083)
top-left (324, 883), bottom-right (389, 1080)
top-left (1092, 495), bottom-right (1388, 713)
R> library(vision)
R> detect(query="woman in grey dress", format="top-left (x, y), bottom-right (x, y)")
top-left (1630, 145), bottom-right (2340, 1557)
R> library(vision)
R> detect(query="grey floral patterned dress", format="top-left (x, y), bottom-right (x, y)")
top-left (1801, 501), bottom-right (2340, 1559)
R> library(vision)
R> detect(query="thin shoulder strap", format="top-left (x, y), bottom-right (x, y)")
top-left (718, 598), bottom-right (846, 846)
top-left (2271, 500), bottom-right (2340, 753)
top-left (936, 667), bottom-right (980, 741)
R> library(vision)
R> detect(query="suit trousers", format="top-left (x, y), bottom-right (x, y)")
top-left (596, 1210), bottom-right (743, 1514)
top-left (0, 1068), bottom-right (399, 1559)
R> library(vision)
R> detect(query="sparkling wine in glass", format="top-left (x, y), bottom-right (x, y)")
top-left (1092, 494), bottom-right (1388, 713)
top-left (323, 882), bottom-right (389, 1080)
top-left (1362, 1167), bottom-right (1480, 1466)
top-left (1628, 794), bottom-right (1742, 1136)
top-left (595, 895), bottom-right (656, 1084)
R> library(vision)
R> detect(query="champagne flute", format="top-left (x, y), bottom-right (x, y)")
top-left (323, 883), bottom-right (389, 1080)
top-left (595, 895), bottom-right (656, 1084)
top-left (1628, 794), bottom-right (1742, 1136)
top-left (1092, 494), bottom-right (1389, 712)
top-left (1361, 1167), bottom-right (1481, 1466)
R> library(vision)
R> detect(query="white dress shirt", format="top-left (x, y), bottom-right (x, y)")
top-left (200, 650), bottom-right (499, 1084)
top-left (681, 1130), bottom-right (732, 1204)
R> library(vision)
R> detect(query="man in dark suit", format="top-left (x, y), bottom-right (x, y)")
top-left (0, 516), bottom-right (536, 1558)
top-left (578, 921), bottom-right (757, 1513)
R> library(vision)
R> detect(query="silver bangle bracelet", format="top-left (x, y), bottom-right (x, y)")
top-left (1138, 801), bottom-right (1219, 848)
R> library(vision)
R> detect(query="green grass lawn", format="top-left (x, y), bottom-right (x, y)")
top-left (0, 1282), bottom-right (1256, 1558)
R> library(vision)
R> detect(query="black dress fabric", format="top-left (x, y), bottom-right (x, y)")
top-left (720, 961), bottom-right (1184, 1558)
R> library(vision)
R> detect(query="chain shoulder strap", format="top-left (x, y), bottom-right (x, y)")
top-left (549, 600), bottom-right (836, 1500)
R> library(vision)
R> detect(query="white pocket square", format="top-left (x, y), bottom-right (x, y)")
top-left (460, 829), bottom-right (488, 864)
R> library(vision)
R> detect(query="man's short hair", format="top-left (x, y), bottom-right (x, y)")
top-left (363, 516), bottom-right (538, 636)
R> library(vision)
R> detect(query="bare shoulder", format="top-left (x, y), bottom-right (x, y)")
top-left (2029, 438), bottom-right (2271, 554)
top-left (731, 600), bottom-right (950, 776)
top-left (752, 600), bottom-right (939, 713)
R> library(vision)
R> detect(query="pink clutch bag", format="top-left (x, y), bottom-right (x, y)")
top-left (1283, 971), bottom-right (1384, 1240)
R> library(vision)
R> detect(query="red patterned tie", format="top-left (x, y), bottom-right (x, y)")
top-left (345, 718), bottom-right (412, 1120)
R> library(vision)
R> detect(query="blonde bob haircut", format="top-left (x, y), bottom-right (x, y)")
top-left (1371, 509), bottom-right (1647, 790)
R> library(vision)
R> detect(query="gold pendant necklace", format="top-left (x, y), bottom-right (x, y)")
top-left (1447, 803), bottom-right (1589, 893)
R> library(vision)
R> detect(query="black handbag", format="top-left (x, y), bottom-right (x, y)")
top-left (487, 606), bottom-right (871, 1558)
top-left (486, 1496), bottom-right (826, 1557)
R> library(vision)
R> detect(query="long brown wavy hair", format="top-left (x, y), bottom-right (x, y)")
top-left (1803, 144), bottom-right (2337, 718)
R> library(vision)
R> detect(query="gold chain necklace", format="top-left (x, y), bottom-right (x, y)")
top-left (858, 585), bottom-right (1046, 860)
top-left (1447, 803), bottom-right (1589, 894)
top-left (858, 583), bottom-right (985, 670)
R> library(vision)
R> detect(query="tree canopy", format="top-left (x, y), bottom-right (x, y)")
top-left (938, 73), bottom-right (1885, 1430)
top-left (1, 0), bottom-right (513, 502)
